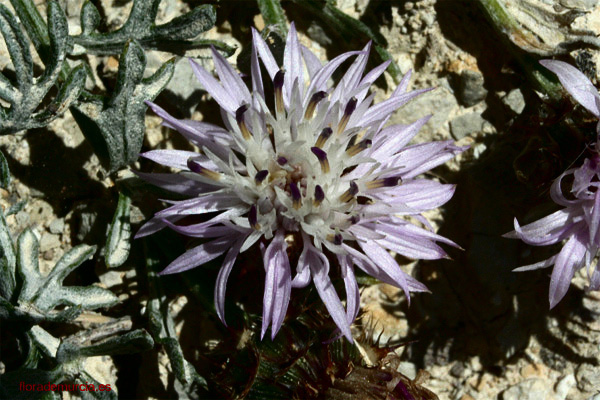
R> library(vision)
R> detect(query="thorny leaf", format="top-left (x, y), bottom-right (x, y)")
top-left (72, 0), bottom-right (223, 56)
top-left (71, 40), bottom-right (175, 172)
top-left (105, 192), bottom-right (132, 268)
top-left (0, 1), bottom-right (85, 134)
top-left (144, 241), bottom-right (208, 390)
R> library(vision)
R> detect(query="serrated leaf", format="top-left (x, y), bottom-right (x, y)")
top-left (105, 192), bottom-right (131, 268)
top-left (0, 206), bottom-right (16, 300)
top-left (0, 149), bottom-right (10, 189)
top-left (72, 0), bottom-right (217, 55)
top-left (71, 40), bottom-right (175, 171)
top-left (257, 0), bottom-right (288, 37)
top-left (0, 1), bottom-right (85, 134)
top-left (144, 241), bottom-right (208, 389)
top-left (290, 0), bottom-right (402, 83)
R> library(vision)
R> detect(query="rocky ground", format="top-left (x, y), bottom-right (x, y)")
top-left (1, 0), bottom-right (600, 399)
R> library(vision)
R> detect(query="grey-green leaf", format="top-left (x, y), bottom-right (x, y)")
top-left (105, 192), bottom-right (132, 268)
top-left (257, 0), bottom-right (288, 37)
top-left (72, 0), bottom-right (218, 55)
top-left (0, 206), bottom-right (16, 300)
top-left (0, 149), bottom-right (10, 189)
top-left (71, 40), bottom-right (175, 171)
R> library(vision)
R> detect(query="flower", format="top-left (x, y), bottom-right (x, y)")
top-left (137, 23), bottom-right (464, 341)
top-left (505, 60), bottom-right (600, 308)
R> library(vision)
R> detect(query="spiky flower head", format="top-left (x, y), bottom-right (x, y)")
top-left (138, 23), bottom-right (464, 341)
top-left (505, 60), bottom-right (600, 308)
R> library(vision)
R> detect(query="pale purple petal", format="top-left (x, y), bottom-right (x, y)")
top-left (215, 236), bottom-right (247, 325)
top-left (310, 248), bottom-right (353, 342)
top-left (540, 59), bottom-right (600, 117)
top-left (374, 180), bottom-right (456, 212)
top-left (370, 116), bottom-right (432, 160)
top-left (141, 150), bottom-right (217, 171)
top-left (513, 255), bottom-right (557, 272)
top-left (304, 51), bottom-right (362, 106)
top-left (506, 210), bottom-right (580, 246)
top-left (189, 58), bottom-right (238, 114)
top-left (549, 232), bottom-right (588, 308)
top-left (330, 42), bottom-right (371, 104)
top-left (551, 169), bottom-right (579, 206)
top-left (339, 255), bottom-right (360, 323)
top-left (159, 233), bottom-right (239, 275)
top-left (251, 27), bottom-right (279, 79)
top-left (300, 44), bottom-right (322, 79)
top-left (359, 88), bottom-right (432, 127)
top-left (211, 47), bottom-right (252, 105)
top-left (155, 192), bottom-right (244, 217)
top-left (134, 171), bottom-right (214, 196)
top-left (284, 22), bottom-right (303, 101)
top-left (261, 230), bottom-right (292, 339)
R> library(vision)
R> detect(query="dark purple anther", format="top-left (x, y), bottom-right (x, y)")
top-left (333, 233), bottom-right (343, 245)
top-left (348, 181), bottom-right (359, 196)
top-left (255, 170), bottom-right (269, 183)
top-left (349, 215), bottom-right (360, 224)
top-left (383, 176), bottom-right (400, 187)
top-left (273, 70), bottom-right (285, 89)
top-left (290, 182), bottom-right (301, 201)
top-left (310, 147), bottom-right (327, 161)
top-left (344, 97), bottom-right (358, 116)
top-left (249, 205), bottom-right (258, 228)
top-left (314, 185), bottom-right (325, 203)
top-left (235, 104), bottom-right (249, 124)
top-left (187, 158), bottom-right (202, 173)
top-left (277, 156), bottom-right (288, 166)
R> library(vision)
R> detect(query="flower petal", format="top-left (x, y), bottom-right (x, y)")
top-left (159, 232), bottom-right (239, 275)
top-left (189, 58), bottom-right (238, 114)
top-left (549, 232), bottom-right (588, 308)
top-left (215, 236), bottom-right (247, 325)
top-left (261, 230), bottom-right (292, 339)
top-left (540, 59), bottom-right (600, 117)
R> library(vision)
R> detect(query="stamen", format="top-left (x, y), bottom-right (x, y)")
top-left (277, 156), bottom-right (288, 166)
top-left (274, 70), bottom-right (285, 114)
top-left (249, 205), bottom-right (261, 230)
top-left (315, 127), bottom-right (333, 148)
top-left (304, 91), bottom-right (327, 120)
top-left (366, 176), bottom-right (401, 190)
top-left (346, 139), bottom-right (372, 157)
top-left (187, 158), bottom-right (221, 181)
top-left (340, 181), bottom-right (359, 203)
top-left (314, 185), bottom-right (325, 206)
top-left (337, 97), bottom-right (357, 134)
top-left (349, 215), bottom-right (360, 224)
top-left (290, 182), bottom-right (302, 209)
top-left (310, 147), bottom-right (330, 173)
top-left (255, 170), bottom-right (269, 184)
top-left (327, 233), bottom-right (343, 245)
top-left (235, 104), bottom-right (252, 140)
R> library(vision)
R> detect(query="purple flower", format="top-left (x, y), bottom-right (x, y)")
top-left (138, 23), bottom-right (464, 341)
top-left (505, 60), bottom-right (600, 308)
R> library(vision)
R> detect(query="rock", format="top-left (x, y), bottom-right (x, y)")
top-left (49, 218), bottom-right (65, 235)
top-left (576, 363), bottom-right (600, 392)
top-left (391, 83), bottom-right (458, 139)
top-left (501, 378), bottom-right (556, 400)
top-left (397, 361), bottom-right (417, 380)
top-left (457, 70), bottom-right (487, 107)
top-left (163, 58), bottom-right (210, 115)
top-left (39, 233), bottom-right (61, 252)
top-left (554, 374), bottom-right (576, 400)
top-left (559, 0), bottom-right (598, 10)
top-left (449, 112), bottom-right (486, 140)
top-left (502, 88), bottom-right (526, 114)
top-left (100, 271), bottom-right (123, 288)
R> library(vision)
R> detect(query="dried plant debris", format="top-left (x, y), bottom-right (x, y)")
top-left (0, 2), bottom-right (85, 134)
top-left (479, 0), bottom-right (600, 56)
